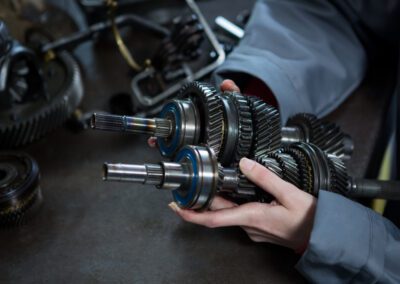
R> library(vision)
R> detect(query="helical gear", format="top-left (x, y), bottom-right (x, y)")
top-left (248, 96), bottom-right (281, 158)
top-left (286, 113), bottom-right (350, 159)
top-left (179, 81), bottom-right (224, 157)
top-left (282, 147), bottom-right (313, 194)
top-left (327, 155), bottom-right (349, 195)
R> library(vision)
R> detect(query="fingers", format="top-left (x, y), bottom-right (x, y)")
top-left (220, 79), bottom-right (240, 93)
top-left (209, 196), bottom-right (238, 211)
top-left (147, 137), bottom-right (157, 148)
top-left (239, 158), bottom-right (298, 206)
top-left (168, 202), bottom-right (258, 228)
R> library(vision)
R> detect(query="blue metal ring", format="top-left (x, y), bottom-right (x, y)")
top-left (172, 148), bottom-right (198, 208)
top-left (158, 102), bottom-right (181, 157)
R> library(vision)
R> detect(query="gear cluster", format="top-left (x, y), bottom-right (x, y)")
top-left (92, 81), bottom-right (353, 166)
top-left (94, 80), bottom-right (400, 209)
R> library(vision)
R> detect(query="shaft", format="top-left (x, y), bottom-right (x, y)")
top-left (91, 113), bottom-right (172, 137)
top-left (281, 126), bottom-right (304, 145)
top-left (349, 178), bottom-right (400, 200)
top-left (103, 162), bottom-right (191, 189)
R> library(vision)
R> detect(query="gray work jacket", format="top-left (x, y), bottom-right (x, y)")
top-left (213, 0), bottom-right (400, 282)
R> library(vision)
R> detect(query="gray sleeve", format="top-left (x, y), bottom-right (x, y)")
top-left (296, 190), bottom-right (400, 284)
top-left (212, 0), bottom-right (367, 123)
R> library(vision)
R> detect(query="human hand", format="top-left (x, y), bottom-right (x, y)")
top-left (168, 157), bottom-right (317, 252)
top-left (147, 79), bottom-right (240, 148)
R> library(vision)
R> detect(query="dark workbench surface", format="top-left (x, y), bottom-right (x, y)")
top-left (0, 1), bottom-right (394, 283)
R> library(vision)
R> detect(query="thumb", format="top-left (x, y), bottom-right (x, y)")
top-left (239, 158), bottom-right (298, 206)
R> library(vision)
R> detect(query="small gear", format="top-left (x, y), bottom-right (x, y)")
top-left (0, 152), bottom-right (42, 227)
top-left (257, 155), bottom-right (283, 178)
top-left (257, 151), bottom-right (301, 189)
top-left (248, 96), bottom-right (281, 158)
top-left (179, 81), bottom-right (224, 157)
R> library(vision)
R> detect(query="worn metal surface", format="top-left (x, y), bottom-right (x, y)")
top-left (0, 0), bottom-right (394, 283)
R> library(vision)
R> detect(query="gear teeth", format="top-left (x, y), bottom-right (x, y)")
top-left (256, 156), bottom-right (283, 178)
top-left (228, 92), bottom-right (253, 164)
top-left (248, 97), bottom-right (281, 158)
top-left (179, 82), bottom-right (224, 157)
top-left (286, 113), bottom-right (352, 159)
top-left (327, 154), bottom-right (350, 195)
top-left (0, 52), bottom-right (82, 148)
top-left (282, 147), bottom-right (314, 194)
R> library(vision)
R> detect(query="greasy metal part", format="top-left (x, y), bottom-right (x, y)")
top-left (91, 113), bottom-right (172, 137)
top-left (130, 0), bottom-right (225, 108)
top-left (0, 152), bottom-right (42, 227)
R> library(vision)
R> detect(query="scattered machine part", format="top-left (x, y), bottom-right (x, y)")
top-left (102, 144), bottom-right (400, 210)
top-left (92, 81), bottom-right (353, 165)
top-left (0, 21), bottom-right (83, 148)
top-left (0, 151), bottom-right (42, 226)
top-left (130, 0), bottom-right (225, 112)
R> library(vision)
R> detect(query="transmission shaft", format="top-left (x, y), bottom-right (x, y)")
top-left (101, 144), bottom-right (400, 210)
top-left (92, 81), bottom-right (353, 164)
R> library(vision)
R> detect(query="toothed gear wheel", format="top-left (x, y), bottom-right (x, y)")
top-left (248, 96), bottom-right (281, 158)
top-left (226, 92), bottom-right (253, 164)
top-left (179, 82), bottom-right (224, 156)
top-left (0, 52), bottom-right (83, 148)
top-left (257, 151), bottom-right (301, 189)
top-left (0, 152), bottom-right (42, 227)
top-left (283, 147), bottom-right (314, 194)
top-left (286, 113), bottom-right (350, 159)
top-left (327, 154), bottom-right (349, 195)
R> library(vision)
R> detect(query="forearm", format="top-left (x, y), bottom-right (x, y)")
top-left (296, 190), bottom-right (400, 283)
top-left (213, 0), bottom-right (367, 122)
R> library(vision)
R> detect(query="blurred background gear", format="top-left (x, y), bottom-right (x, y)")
top-left (101, 144), bottom-right (400, 210)
top-left (0, 13), bottom-right (83, 148)
top-left (0, 151), bottom-right (42, 226)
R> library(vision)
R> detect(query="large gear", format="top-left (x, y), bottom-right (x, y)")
top-left (248, 96), bottom-right (281, 158)
top-left (286, 113), bottom-right (351, 159)
top-left (179, 81), bottom-right (224, 157)
top-left (0, 50), bottom-right (83, 148)
top-left (0, 151), bottom-right (42, 226)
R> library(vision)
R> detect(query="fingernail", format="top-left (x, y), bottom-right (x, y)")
top-left (168, 202), bottom-right (180, 213)
top-left (239, 158), bottom-right (256, 171)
